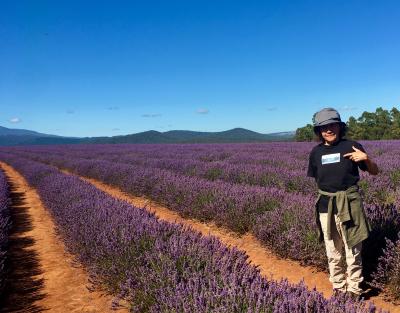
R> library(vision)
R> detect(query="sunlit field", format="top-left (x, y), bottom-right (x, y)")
top-left (1, 141), bottom-right (399, 312)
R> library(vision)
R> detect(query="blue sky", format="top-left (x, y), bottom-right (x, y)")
top-left (1, 0), bottom-right (399, 137)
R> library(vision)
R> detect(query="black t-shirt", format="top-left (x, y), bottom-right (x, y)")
top-left (307, 139), bottom-right (367, 212)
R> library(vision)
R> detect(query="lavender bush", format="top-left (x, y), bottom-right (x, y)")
top-left (0, 169), bottom-right (11, 293)
top-left (1, 140), bottom-right (400, 300)
top-left (0, 156), bottom-right (381, 312)
top-left (1, 150), bottom-right (330, 267)
top-left (372, 233), bottom-right (400, 301)
top-left (4, 152), bottom-right (295, 234)
top-left (253, 197), bottom-right (327, 269)
top-left (4, 143), bottom-right (315, 193)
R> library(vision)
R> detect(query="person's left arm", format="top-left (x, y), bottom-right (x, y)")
top-left (343, 146), bottom-right (379, 175)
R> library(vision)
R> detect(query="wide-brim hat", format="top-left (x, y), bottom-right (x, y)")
top-left (313, 108), bottom-right (345, 130)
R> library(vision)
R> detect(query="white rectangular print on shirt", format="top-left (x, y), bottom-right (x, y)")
top-left (321, 153), bottom-right (341, 165)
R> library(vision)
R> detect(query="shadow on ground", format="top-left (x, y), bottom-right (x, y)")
top-left (0, 182), bottom-right (48, 313)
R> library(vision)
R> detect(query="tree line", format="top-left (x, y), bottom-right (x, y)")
top-left (295, 107), bottom-right (400, 141)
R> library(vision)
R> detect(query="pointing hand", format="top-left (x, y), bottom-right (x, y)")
top-left (343, 146), bottom-right (368, 162)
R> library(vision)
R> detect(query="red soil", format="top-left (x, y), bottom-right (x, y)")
top-left (1, 158), bottom-right (397, 312)
top-left (0, 162), bottom-right (129, 313)
top-left (73, 171), bottom-right (399, 313)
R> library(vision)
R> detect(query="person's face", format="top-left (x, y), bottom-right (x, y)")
top-left (320, 123), bottom-right (340, 145)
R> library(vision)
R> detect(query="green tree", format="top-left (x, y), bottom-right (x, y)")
top-left (347, 116), bottom-right (363, 139)
top-left (349, 107), bottom-right (393, 140)
top-left (375, 107), bottom-right (392, 139)
top-left (390, 107), bottom-right (400, 139)
top-left (295, 124), bottom-right (315, 142)
top-left (299, 107), bottom-right (400, 141)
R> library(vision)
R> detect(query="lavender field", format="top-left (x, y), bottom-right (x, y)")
top-left (0, 169), bottom-right (11, 294)
top-left (0, 141), bottom-right (399, 309)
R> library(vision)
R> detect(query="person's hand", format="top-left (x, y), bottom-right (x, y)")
top-left (343, 146), bottom-right (368, 162)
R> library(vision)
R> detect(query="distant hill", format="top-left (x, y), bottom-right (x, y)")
top-left (0, 126), bottom-right (295, 146)
top-left (0, 126), bottom-right (70, 145)
top-left (0, 126), bottom-right (60, 137)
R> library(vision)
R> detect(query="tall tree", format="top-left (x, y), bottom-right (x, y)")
top-left (390, 108), bottom-right (400, 139)
top-left (297, 107), bottom-right (400, 141)
top-left (295, 124), bottom-right (314, 142)
top-left (347, 116), bottom-right (363, 139)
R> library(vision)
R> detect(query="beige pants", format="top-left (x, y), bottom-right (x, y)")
top-left (319, 213), bottom-right (363, 295)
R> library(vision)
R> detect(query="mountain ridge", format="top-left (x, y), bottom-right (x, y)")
top-left (0, 126), bottom-right (295, 146)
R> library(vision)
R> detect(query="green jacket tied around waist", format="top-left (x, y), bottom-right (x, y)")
top-left (315, 185), bottom-right (371, 249)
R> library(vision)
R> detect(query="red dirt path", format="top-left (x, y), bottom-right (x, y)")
top-left (0, 162), bottom-right (129, 313)
top-left (73, 171), bottom-right (399, 313)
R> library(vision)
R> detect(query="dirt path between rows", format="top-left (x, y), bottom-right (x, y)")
top-left (0, 162), bottom-right (128, 313)
top-left (71, 171), bottom-right (399, 313)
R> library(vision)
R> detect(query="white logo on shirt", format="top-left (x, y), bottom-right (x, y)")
top-left (321, 153), bottom-right (340, 165)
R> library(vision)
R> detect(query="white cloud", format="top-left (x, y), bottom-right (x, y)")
top-left (142, 113), bottom-right (162, 118)
top-left (9, 117), bottom-right (21, 123)
top-left (196, 108), bottom-right (209, 114)
top-left (341, 105), bottom-right (358, 111)
top-left (107, 106), bottom-right (119, 111)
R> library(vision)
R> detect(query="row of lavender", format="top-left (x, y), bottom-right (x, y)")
top-left (0, 169), bottom-right (11, 294)
top-left (1, 143), bottom-right (316, 193)
top-left (6, 143), bottom-right (400, 238)
top-left (373, 234), bottom-right (400, 303)
top-left (2, 142), bottom-right (400, 300)
top-left (3, 149), bottom-right (328, 267)
top-left (8, 141), bottom-right (400, 207)
top-left (3, 145), bottom-right (400, 298)
top-left (35, 140), bottom-right (400, 208)
top-left (0, 154), bottom-right (379, 312)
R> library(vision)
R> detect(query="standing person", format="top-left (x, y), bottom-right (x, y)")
top-left (307, 108), bottom-right (379, 300)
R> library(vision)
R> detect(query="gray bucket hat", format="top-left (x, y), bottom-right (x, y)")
top-left (313, 108), bottom-right (345, 128)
